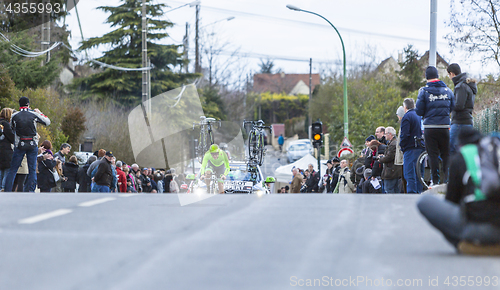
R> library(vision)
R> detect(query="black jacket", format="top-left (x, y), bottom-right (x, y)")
top-left (329, 165), bottom-right (341, 191)
top-left (416, 80), bottom-right (455, 127)
top-left (94, 158), bottom-right (113, 187)
top-left (451, 73), bottom-right (477, 125)
top-left (0, 118), bottom-right (14, 169)
top-left (399, 109), bottom-right (423, 152)
top-left (78, 163), bottom-right (92, 192)
top-left (379, 138), bottom-right (402, 180)
top-left (37, 158), bottom-right (57, 189)
top-left (140, 173), bottom-right (152, 193)
top-left (62, 162), bottom-right (79, 190)
top-left (446, 152), bottom-right (500, 226)
top-left (10, 107), bottom-right (50, 147)
top-left (305, 170), bottom-right (320, 192)
top-left (360, 178), bottom-right (382, 194)
top-left (350, 157), bottom-right (365, 186)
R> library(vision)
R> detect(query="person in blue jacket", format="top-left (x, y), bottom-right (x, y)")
top-left (416, 66), bottom-right (455, 186)
top-left (400, 98), bottom-right (424, 193)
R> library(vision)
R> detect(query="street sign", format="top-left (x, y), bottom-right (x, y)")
top-left (337, 147), bottom-right (354, 158)
top-left (340, 137), bottom-right (352, 148)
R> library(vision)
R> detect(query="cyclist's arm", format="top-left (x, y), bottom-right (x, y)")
top-left (221, 151), bottom-right (230, 176)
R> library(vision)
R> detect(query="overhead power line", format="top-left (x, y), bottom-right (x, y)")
top-left (167, 0), bottom-right (447, 45)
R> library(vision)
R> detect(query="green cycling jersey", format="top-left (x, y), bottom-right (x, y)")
top-left (200, 149), bottom-right (230, 176)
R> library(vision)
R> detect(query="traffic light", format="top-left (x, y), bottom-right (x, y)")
top-left (312, 121), bottom-right (323, 147)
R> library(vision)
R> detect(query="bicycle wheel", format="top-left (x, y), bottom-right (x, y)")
top-left (208, 124), bottom-right (215, 145)
top-left (257, 133), bottom-right (265, 166)
top-left (197, 131), bottom-right (207, 163)
top-left (248, 131), bottom-right (255, 161)
top-left (416, 151), bottom-right (431, 190)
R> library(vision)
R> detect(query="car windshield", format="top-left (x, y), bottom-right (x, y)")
top-left (290, 144), bottom-right (307, 151)
top-left (226, 164), bottom-right (261, 183)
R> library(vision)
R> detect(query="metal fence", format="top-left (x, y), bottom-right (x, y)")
top-left (474, 104), bottom-right (500, 134)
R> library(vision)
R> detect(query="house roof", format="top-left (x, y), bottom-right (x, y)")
top-left (253, 73), bottom-right (320, 95)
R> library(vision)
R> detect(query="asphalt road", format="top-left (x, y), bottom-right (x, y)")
top-left (1, 193), bottom-right (500, 290)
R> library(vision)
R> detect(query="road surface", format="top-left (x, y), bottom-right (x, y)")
top-left (1, 193), bottom-right (499, 290)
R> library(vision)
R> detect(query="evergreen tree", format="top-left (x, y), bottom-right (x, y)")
top-left (259, 59), bottom-right (275, 74)
top-left (73, 0), bottom-right (197, 105)
top-left (398, 45), bottom-right (425, 95)
top-left (0, 0), bottom-right (67, 33)
top-left (199, 87), bottom-right (226, 120)
top-left (0, 30), bottom-right (66, 91)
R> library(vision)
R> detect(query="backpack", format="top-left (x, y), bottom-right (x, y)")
top-left (461, 136), bottom-right (500, 202)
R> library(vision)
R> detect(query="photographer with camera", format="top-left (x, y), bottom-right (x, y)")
top-left (4, 97), bottom-right (50, 192)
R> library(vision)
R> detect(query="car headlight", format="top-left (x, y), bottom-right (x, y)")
top-left (255, 190), bottom-right (264, 196)
top-left (194, 187), bottom-right (205, 195)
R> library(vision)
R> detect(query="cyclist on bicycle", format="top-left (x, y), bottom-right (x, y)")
top-left (200, 144), bottom-right (230, 194)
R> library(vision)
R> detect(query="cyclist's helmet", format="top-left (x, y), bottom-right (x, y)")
top-left (186, 174), bottom-right (196, 180)
top-left (265, 176), bottom-right (276, 183)
top-left (205, 167), bottom-right (213, 173)
top-left (219, 143), bottom-right (228, 150)
top-left (209, 144), bottom-right (219, 153)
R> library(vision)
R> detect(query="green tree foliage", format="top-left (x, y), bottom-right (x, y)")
top-left (199, 87), bottom-right (226, 120)
top-left (311, 75), bottom-right (402, 149)
top-left (72, 0), bottom-right (197, 105)
top-left (0, 0), bottom-right (67, 33)
top-left (61, 106), bottom-right (87, 150)
top-left (257, 92), bottom-right (308, 124)
top-left (0, 31), bottom-right (65, 90)
top-left (398, 45), bottom-right (425, 95)
top-left (4, 87), bottom-right (69, 149)
top-left (259, 59), bottom-right (275, 74)
top-left (0, 64), bottom-right (14, 107)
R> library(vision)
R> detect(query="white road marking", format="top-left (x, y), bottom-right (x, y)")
top-left (78, 197), bottom-right (116, 207)
top-left (18, 209), bottom-right (73, 224)
top-left (118, 194), bottom-right (138, 198)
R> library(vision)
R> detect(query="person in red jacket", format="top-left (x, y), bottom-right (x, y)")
top-left (115, 160), bottom-right (127, 193)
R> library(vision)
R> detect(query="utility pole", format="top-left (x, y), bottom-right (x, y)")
top-left (195, 4), bottom-right (200, 73)
top-left (41, 0), bottom-right (50, 64)
top-left (142, 0), bottom-right (149, 115)
top-left (309, 58), bottom-right (312, 140)
top-left (183, 22), bottom-right (189, 73)
top-left (429, 0), bottom-right (437, 67)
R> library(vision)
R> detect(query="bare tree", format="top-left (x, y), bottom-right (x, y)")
top-left (446, 0), bottom-right (500, 67)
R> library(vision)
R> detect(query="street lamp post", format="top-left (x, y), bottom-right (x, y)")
top-left (286, 5), bottom-right (348, 138)
top-left (201, 16), bottom-right (235, 28)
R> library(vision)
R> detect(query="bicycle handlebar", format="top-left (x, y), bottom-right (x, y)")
top-left (243, 119), bottom-right (272, 131)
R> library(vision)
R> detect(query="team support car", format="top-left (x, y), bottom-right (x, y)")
top-left (188, 161), bottom-right (275, 194)
top-left (224, 161), bottom-right (270, 194)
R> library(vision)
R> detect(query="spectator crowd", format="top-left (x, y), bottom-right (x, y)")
top-left (284, 63), bottom-right (477, 194)
top-left (0, 97), bottom-right (186, 193)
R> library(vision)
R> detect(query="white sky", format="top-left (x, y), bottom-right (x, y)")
top-left (64, 0), bottom-right (500, 79)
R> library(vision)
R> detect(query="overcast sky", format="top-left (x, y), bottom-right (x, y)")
top-left (64, 0), bottom-right (499, 79)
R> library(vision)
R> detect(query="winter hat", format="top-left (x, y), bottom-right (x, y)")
top-left (363, 168), bottom-right (372, 179)
top-left (19, 96), bottom-right (29, 107)
top-left (87, 155), bottom-right (97, 164)
top-left (331, 156), bottom-right (340, 163)
top-left (457, 126), bottom-right (482, 146)
top-left (365, 135), bottom-right (376, 142)
top-left (356, 165), bottom-right (366, 176)
top-left (425, 66), bottom-right (439, 80)
top-left (447, 63), bottom-right (461, 75)
top-left (396, 106), bottom-right (405, 118)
